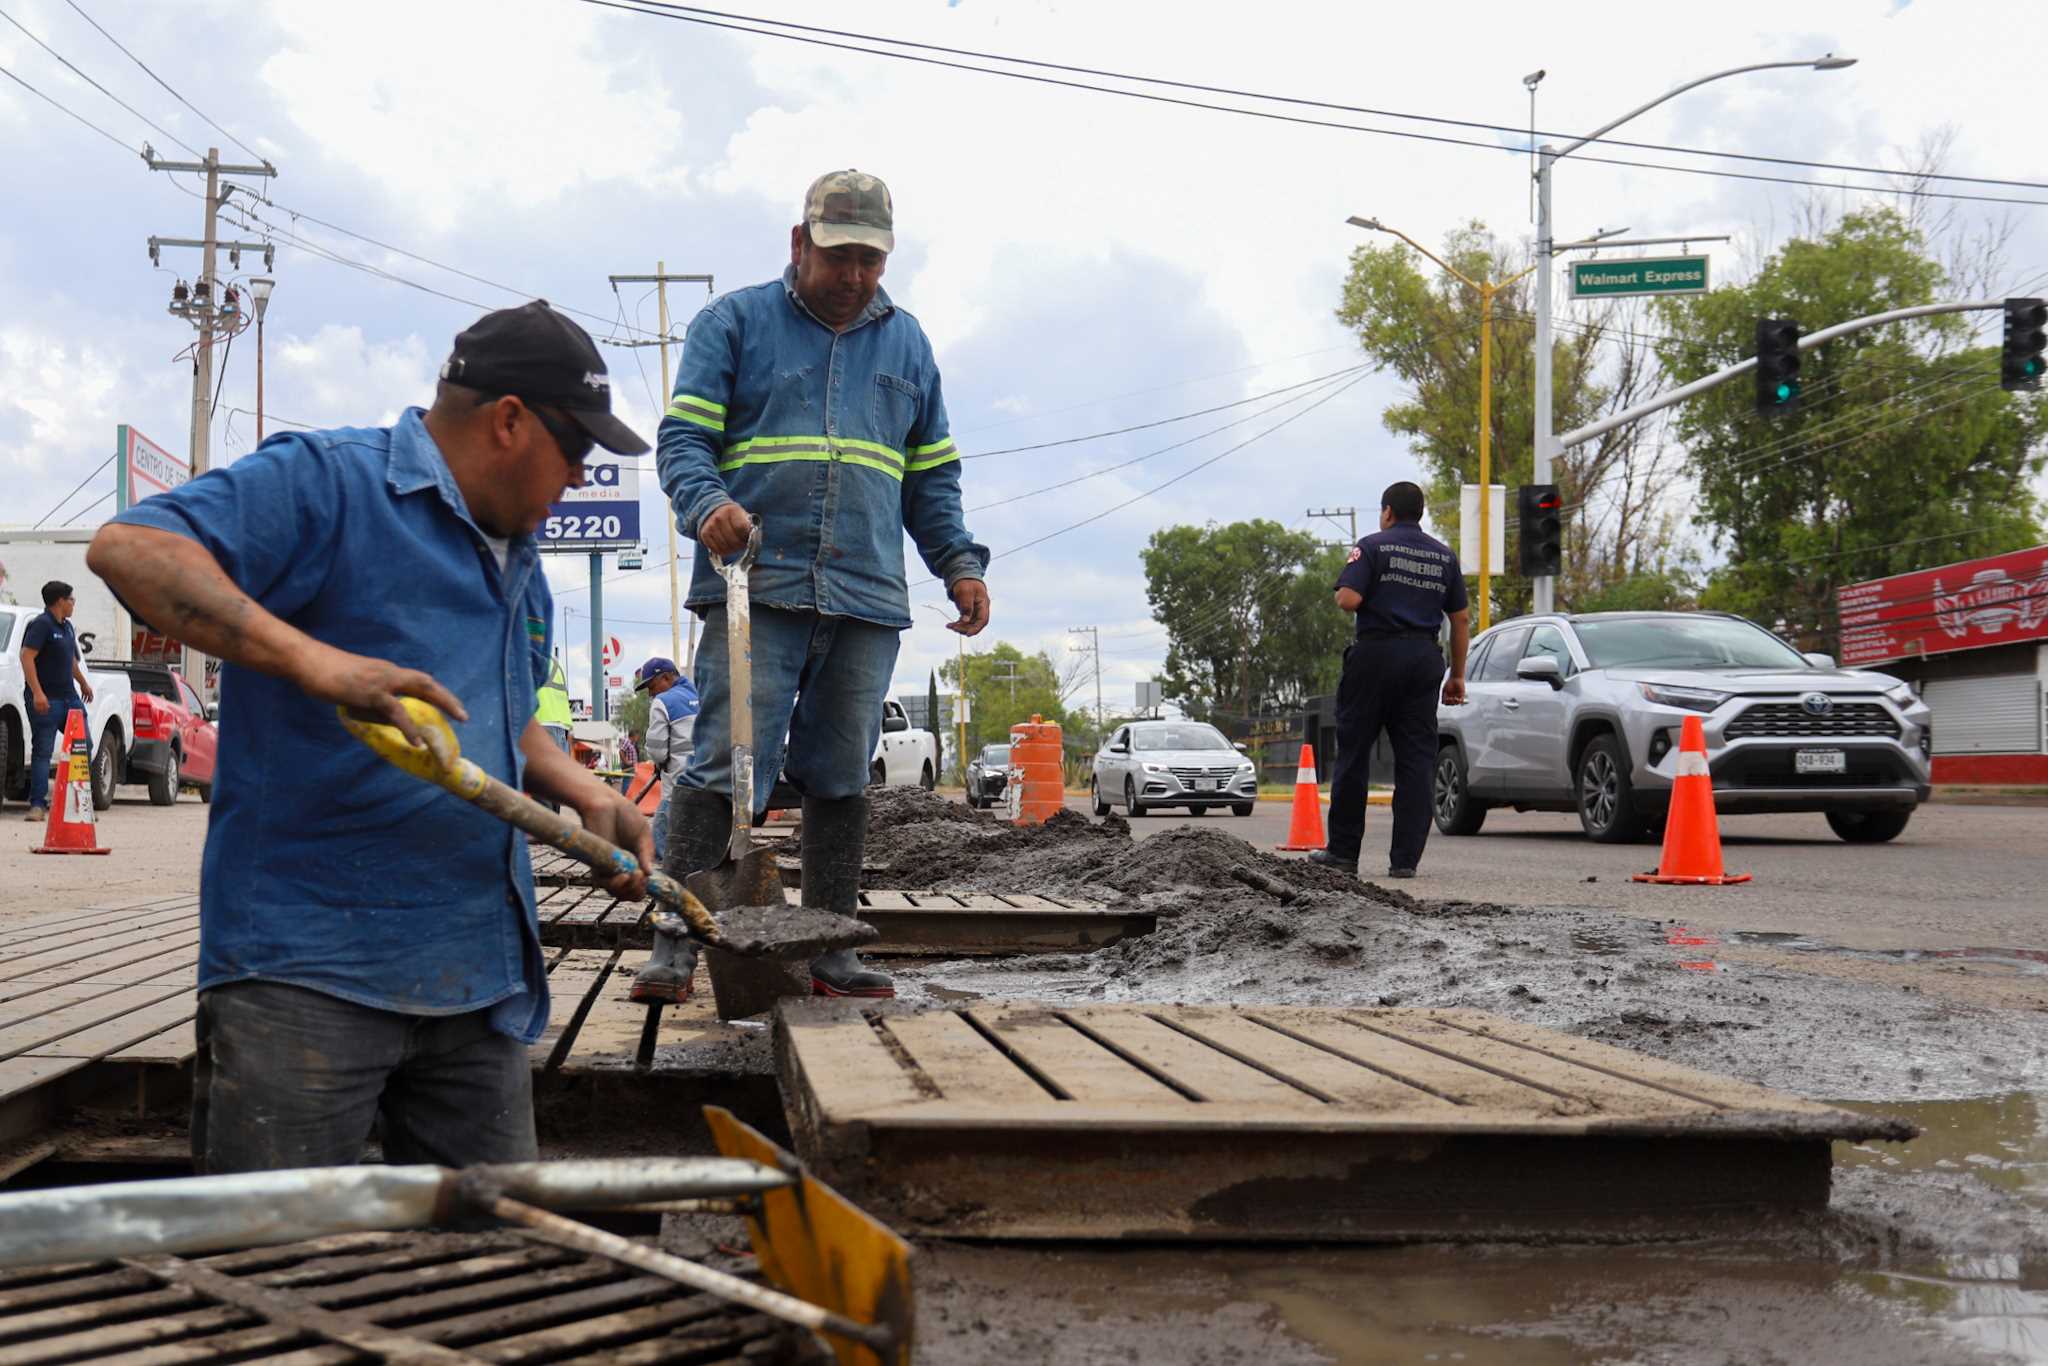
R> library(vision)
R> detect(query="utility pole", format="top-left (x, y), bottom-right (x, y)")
top-left (1068, 626), bottom-right (1102, 731)
top-left (147, 146), bottom-right (276, 700)
top-left (609, 268), bottom-right (712, 671)
top-left (1305, 506), bottom-right (1357, 547)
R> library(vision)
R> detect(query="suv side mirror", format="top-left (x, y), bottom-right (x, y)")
top-left (204, 702), bottom-right (219, 721)
top-left (1234, 741), bottom-right (1249, 752)
top-left (1802, 652), bottom-right (1836, 669)
top-left (882, 713), bottom-right (909, 733)
top-left (1515, 656), bottom-right (1565, 690)
top-left (1109, 742), bottom-right (1129, 754)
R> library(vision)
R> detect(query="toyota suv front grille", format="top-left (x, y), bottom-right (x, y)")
top-left (1725, 701), bottom-right (1900, 740)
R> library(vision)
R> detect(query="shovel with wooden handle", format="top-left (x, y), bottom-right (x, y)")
top-left (637, 518), bottom-right (820, 1019)
top-left (340, 697), bottom-right (874, 962)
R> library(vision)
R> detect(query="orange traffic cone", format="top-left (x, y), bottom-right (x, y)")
top-left (33, 708), bottom-right (110, 856)
top-left (1275, 743), bottom-right (1327, 851)
top-left (1633, 715), bottom-right (1747, 885)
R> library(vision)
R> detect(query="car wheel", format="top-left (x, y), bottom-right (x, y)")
top-left (920, 760), bottom-right (935, 792)
top-left (1124, 776), bottom-right (1145, 817)
top-left (1432, 743), bottom-right (1487, 836)
top-left (91, 726), bottom-right (121, 811)
top-left (198, 783), bottom-right (213, 805)
top-left (1091, 778), bottom-right (1111, 817)
top-left (1187, 805), bottom-right (1208, 816)
top-left (1231, 802), bottom-right (1254, 817)
top-left (1827, 809), bottom-right (1912, 843)
top-left (869, 759), bottom-right (886, 788)
top-left (148, 748), bottom-right (180, 807)
top-left (1576, 735), bottom-right (1646, 843)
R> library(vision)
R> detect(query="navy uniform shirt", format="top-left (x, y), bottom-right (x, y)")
top-left (1335, 521), bottom-right (1468, 637)
top-left (21, 610), bottom-right (80, 700)
top-left (108, 411), bottom-right (556, 1044)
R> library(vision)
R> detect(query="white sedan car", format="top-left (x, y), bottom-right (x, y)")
top-left (1091, 720), bottom-right (1257, 817)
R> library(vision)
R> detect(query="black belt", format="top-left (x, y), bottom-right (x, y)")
top-left (1357, 629), bottom-right (1437, 642)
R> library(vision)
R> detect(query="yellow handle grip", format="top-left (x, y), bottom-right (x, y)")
top-left (336, 698), bottom-right (487, 800)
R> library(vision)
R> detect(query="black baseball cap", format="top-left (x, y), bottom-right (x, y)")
top-left (440, 301), bottom-right (649, 454)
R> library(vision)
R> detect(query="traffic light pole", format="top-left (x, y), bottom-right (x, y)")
top-left (1553, 298), bottom-right (2009, 455)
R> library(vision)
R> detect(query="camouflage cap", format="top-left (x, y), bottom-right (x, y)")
top-left (802, 169), bottom-right (894, 253)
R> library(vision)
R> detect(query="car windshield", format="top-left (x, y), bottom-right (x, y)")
top-left (982, 746), bottom-right (1010, 765)
top-left (1574, 616), bottom-right (1809, 670)
top-left (1130, 725), bottom-right (1232, 752)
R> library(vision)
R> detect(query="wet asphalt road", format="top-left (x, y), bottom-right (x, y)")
top-left (1063, 794), bottom-right (2048, 954)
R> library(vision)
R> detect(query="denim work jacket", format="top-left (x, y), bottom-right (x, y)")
top-left (109, 411), bottom-right (554, 1043)
top-left (657, 268), bottom-right (990, 629)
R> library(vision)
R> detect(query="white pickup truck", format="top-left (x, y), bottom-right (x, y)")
top-left (870, 699), bottom-right (939, 790)
top-left (0, 602), bottom-right (133, 811)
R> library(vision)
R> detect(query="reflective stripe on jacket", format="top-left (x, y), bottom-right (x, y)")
top-left (535, 656), bottom-right (573, 728)
top-left (656, 267), bottom-right (989, 629)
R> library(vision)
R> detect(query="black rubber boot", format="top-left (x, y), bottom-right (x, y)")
top-left (801, 795), bottom-right (893, 999)
top-left (629, 787), bottom-right (729, 1004)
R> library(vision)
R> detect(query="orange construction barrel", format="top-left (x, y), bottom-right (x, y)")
top-left (1006, 714), bottom-right (1065, 826)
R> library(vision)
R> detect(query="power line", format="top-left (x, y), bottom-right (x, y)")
top-left (0, 57), bottom-right (137, 152)
top-left (61, 0), bottom-right (267, 163)
top-left (597, 2), bottom-right (2048, 190)
top-left (583, 0), bottom-right (2048, 209)
top-left (32, 452), bottom-right (119, 529)
top-left (0, 3), bottom-right (200, 156)
top-left (967, 369), bottom-right (1362, 514)
top-left (955, 344), bottom-right (1357, 437)
top-left (965, 364), bottom-right (1367, 458)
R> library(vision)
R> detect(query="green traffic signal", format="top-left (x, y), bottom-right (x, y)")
top-left (2004, 298), bottom-right (2047, 392)
top-left (1754, 318), bottom-right (1802, 417)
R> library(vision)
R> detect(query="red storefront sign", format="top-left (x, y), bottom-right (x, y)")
top-left (1838, 544), bottom-right (2048, 666)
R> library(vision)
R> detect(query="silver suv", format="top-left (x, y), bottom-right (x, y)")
top-left (1433, 611), bottom-right (1932, 844)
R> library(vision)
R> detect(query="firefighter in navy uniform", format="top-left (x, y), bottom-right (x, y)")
top-left (1311, 481), bottom-right (1471, 880)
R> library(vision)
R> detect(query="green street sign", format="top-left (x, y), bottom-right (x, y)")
top-left (1569, 256), bottom-right (1710, 299)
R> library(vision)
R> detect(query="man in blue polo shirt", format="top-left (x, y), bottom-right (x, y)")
top-left (1313, 481), bottom-right (1471, 881)
top-left (87, 302), bottom-right (654, 1173)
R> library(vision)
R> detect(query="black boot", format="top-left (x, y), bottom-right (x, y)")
top-left (630, 787), bottom-right (729, 1004)
top-left (801, 795), bottom-right (893, 998)
top-left (1307, 848), bottom-right (1359, 877)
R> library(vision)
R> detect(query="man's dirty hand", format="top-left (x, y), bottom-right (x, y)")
top-left (1441, 675), bottom-right (1467, 706)
top-left (300, 645), bottom-right (469, 746)
top-left (948, 578), bottom-right (990, 636)
top-left (699, 502), bottom-right (753, 557)
top-left (578, 789), bottom-right (654, 899)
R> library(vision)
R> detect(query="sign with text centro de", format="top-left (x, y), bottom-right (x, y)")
top-left (1838, 543), bottom-right (2048, 666)
top-left (538, 456), bottom-right (642, 553)
top-left (113, 425), bottom-right (188, 514)
top-left (1570, 256), bottom-right (1710, 299)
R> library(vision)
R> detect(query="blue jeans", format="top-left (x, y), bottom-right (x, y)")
top-left (25, 694), bottom-right (80, 810)
top-left (683, 606), bottom-right (901, 808)
top-left (192, 981), bottom-right (537, 1173)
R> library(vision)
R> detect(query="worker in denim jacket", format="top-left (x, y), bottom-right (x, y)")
top-left (653, 170), bottom-right (990, 1000)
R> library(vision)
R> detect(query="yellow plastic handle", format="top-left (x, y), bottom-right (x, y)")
top-left (337, 697), bottom-right (485, 800)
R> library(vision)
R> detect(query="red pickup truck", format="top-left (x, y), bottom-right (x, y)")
top-left (92, 662), bottom-right (218, 806)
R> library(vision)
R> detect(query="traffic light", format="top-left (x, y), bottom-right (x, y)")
top-left (2002, 297), bottom-right (2046, 392)
top-left (1517, 483), bottom-right (1562, 578)
top-left (1754, 318), bottom-right (1802, 416)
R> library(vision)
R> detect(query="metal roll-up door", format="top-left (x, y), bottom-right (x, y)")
top-left (1924, 676), bottom-right (2044, 755)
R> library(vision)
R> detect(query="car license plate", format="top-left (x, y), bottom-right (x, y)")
top-left (1795, 749), bottom-right (1847, 775)
top-left (1204, 778), bottom-right (1223, 792)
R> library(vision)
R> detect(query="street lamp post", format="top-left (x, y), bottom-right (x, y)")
top-left (1528, 55), bottom-right (1855, 613)
top-left (1346, 217), bottom-right (1540, 631)
top-left (248, 277), bottom-right (274, 442)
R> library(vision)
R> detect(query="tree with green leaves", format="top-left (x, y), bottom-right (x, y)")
top-left (940, 642), bottom-right (1071, 756)
top-left (1651, 207), bottom-right (2045, 648)
top-left (612, 688), bottom-right (650, 744)
top-left (1140, 519), bottom-right (1348, 724)
top-left (1335, 223), bottom-right (1691, 615)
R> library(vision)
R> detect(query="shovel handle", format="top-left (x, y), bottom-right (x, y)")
top-left (340, 700), bottom-right (723, 946)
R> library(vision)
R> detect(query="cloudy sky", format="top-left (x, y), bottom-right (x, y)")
top-left (3, 0), bottom-right (2043, 717)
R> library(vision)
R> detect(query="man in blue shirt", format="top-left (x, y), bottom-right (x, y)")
top-left (650, 170), bottom-right (990, 1002)
top-left (87, 302), bottom-right (654, 1173)
top-left (17, 579), bottom-right (96, 822)
top-left (1313, 482), bottom-right (1471, 880)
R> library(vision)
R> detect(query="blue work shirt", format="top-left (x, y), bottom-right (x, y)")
top-left (657, 267), bottom-right (989, 629)
top-left (107, 410), bottom-right (555, 1043)
top-left (1336, 521), bottom-right (1469, 637)
top-left (20, 610), bottom-right (80, 701)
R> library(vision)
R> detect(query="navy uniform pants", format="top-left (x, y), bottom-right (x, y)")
top-left (1325, 636), bottom-right (1444, 873)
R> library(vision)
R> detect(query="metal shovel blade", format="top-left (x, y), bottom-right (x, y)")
top-left (687, 848), bottom-right (873, 1019)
